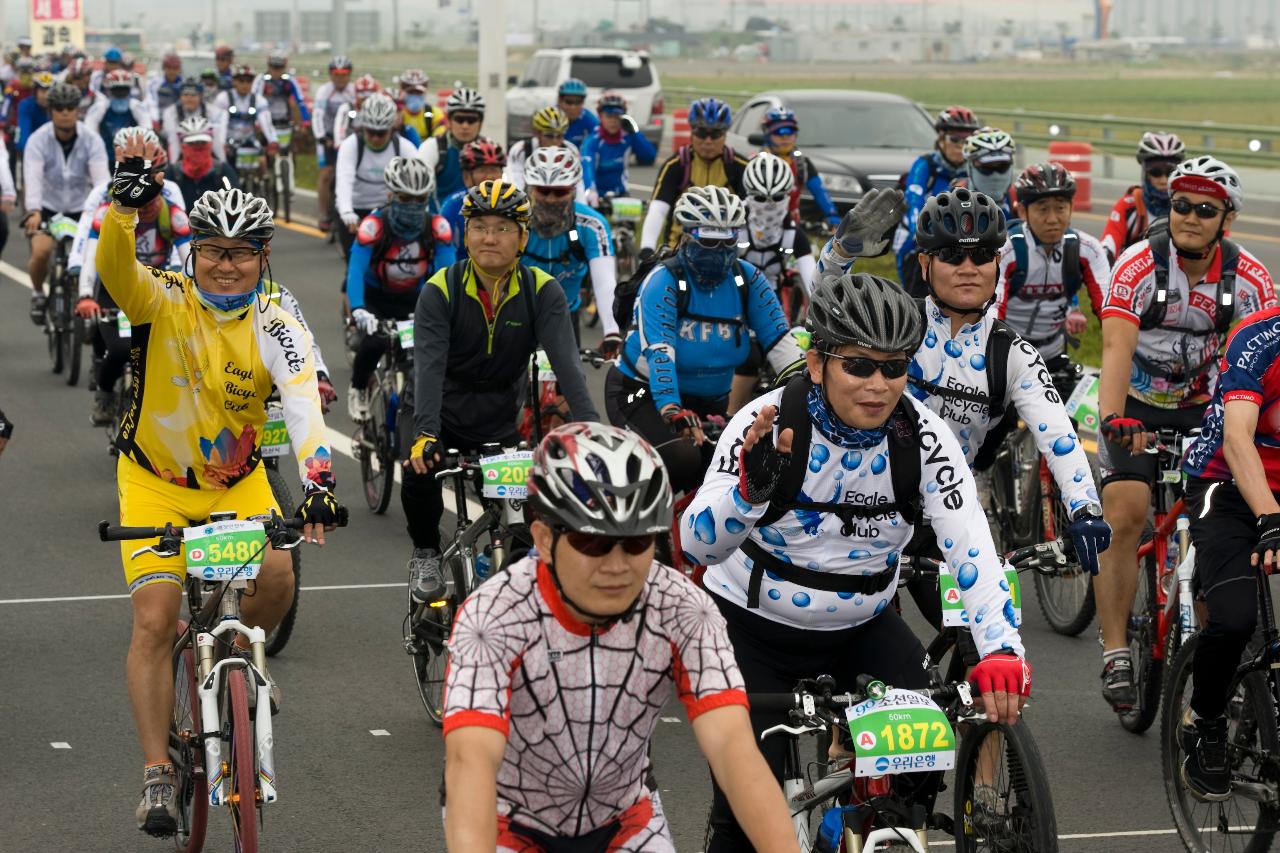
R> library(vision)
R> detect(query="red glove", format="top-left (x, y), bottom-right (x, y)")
top-left (75, 297), bottom-right (101, 319)
top-left (267, 142), bottom-right (280, 157)
top-left (1100, 413), bottom-right (1145, 443)
top-left (316, 371), bottom-right (337, 414)
top-left (970, 653), bottom-right (1032, 699)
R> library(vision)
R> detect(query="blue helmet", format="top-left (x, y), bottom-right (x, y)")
top-left (558, 78), bottom-right (587, 98)
top-left (763, 107), bottom-right (797, 134)
top-left (689, 97), bottom-right (732, 130)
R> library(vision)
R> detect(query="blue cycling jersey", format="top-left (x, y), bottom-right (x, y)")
top-left (565, 110), bottom-right (599, 149)
top-left (895, 151), bottom-right (964, 274)
top-left (346, 208), bottom-right (456, 313)
top-left (435, 140), bottom-right (464, 200)
top-left (16, 96), bottom-right (47, 152)
top-left (619, 258), bottom-right (792, 408)
top-left (582, 129), bottom-right (657, 197)
top-left (439, 188), bottom-right (467, 257)
top-left (522, 202), bottom-right (612, 313)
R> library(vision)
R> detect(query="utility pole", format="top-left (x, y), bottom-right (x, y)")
top-left (477, 0), bottom-right (507, 144)
top-left (392, 0), bottom-right (400, 50)
top-left (333, 0), bottom-right (347, 54)
top-left (291, 0), bottom-right (301, 52)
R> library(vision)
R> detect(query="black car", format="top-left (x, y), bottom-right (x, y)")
top-left (726, 89), bottom-right (938, 218)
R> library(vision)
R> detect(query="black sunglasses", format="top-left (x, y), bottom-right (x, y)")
top-left (750, 192), bottom-right (789, 203)
top-left (973, 162), bottom-right (1011, 176)
top-left (932, 246), bottom-right (999, 266)
top-left (1145, 165), bottom-right (1175, 179)
top-left (1171, 197), bottom-right (1227, 220)
top-left (693, 128), bottom-right (726, 140)
top-left (693, 235), bottom-right (739, 249)
top-left (823, 353), bottom-right (911, 380)
top-left (560, 97), bottom-right (585, 106)
top-left (562, 529), bottom-right (657, 557)
top-left (451, 114), bottom-right (481, 125)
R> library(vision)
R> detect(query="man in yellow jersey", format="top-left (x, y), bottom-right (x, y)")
top-left (639, 97), bottom-right (748, 256)
top-left (104, 137), bottom-right (342, 838)
top-left (398, 68), bottom-right (443, 143)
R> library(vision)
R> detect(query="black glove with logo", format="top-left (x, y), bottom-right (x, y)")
top-left (738, 430), bottom-right (790, 506)
top-left (111, 155), bottom-right (164, 207)
top-left (297, 484), bottom-right (341, 527)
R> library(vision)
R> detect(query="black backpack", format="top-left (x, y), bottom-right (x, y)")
top-left (1137, 217), bottom-right (1238, 337)
top-left (1005, 220), bottom-right (1082, 300)
top-left (611, 251), bottom-right (751, 337)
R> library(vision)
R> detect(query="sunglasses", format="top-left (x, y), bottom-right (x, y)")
top-left (973, 162), bottom-right (1011, 176)
top-left (823, 353), bottom-right (912, 380)
top-left (750, 192), bottom-right (789, 203)
top-left (1171, 197), bottom-right (1227, 219)
top-left (563, 529), bottom-right (657, 557)
top-left (770, 127), bottom-right (796, 136)
top-left (364, 128), bottom-right (390, 137)
top-left (194, 244), bottom-right (264, 264)
top-left (50, 105), bottom-right (77, 113)
top-left (451, 114), bottom-right (481, 125)
top-left (560, 97), bottom-right (585, 106)
top-left (932, 246), bottom-right (999, 266)
top-left (945, 133), bottom-right (971, 145)
top-left (533, 185), bottom-right (574, 198)
top-left (693, 128), bottom-right (726, 140)
top-left (1145, 165), bottom-right (1175, 179)
top-left (693, 235), bottom-right (739, 249)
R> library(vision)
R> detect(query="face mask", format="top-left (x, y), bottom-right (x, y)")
top-left (969, 167), bottom-right (1012, 204)
top-left (386, 201), bottom-right (427, 239)
top-left (747, 199), bottom-right (789, 247)
top-left (181, 144), bottom-right (213, 179)
top-left (1142, 176), bottom-right (1171, 218)
top-left (196, 281), bottom-right (262, 313)
top-left (405, 94), bottom-right (426, 113)
top-left (109, 96), bottom-right (130, 114)
top-left (679, 240), bottom-right (737, 289)
top-left (531, 198), bottom-right (572, 238)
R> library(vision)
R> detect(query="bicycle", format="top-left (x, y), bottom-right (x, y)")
top-left (95, 307), bottom-right (133, 456)
top-left (259, 395), bottom-right (303, 657)
top-left (41, 214), bottom-right (81, 384)
top-left (350, 317), bottom-right (415, 514)
top-left (231, 142), bottom-right (266, 197)
top-left (98, 509), bottom-right (346, 852)
top-left (666, 415), bottom-right (728, 582)
top-left (516, 347), bottom-right (609, 445)
top-left (269, 124), bottom-right (294, 224)
top-left (598, 193), bottom-right (643, 281)
top-left (404, 446), bottom-right (534, 725)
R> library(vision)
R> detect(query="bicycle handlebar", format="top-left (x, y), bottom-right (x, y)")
top-left (894, 537), bottom-right (1075, 583)
top-left (98, 507), bottom-right (348, 543)
top-left (748, 675), bottom-right (964, 719)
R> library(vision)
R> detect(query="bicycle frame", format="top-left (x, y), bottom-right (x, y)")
top-left (1134, 431), bottom-right (1197, 661)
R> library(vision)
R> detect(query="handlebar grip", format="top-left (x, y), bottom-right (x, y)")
top-left (99, 520), bottom-right (166, 542)
top-left (745, 693), bottom-right (806, 713)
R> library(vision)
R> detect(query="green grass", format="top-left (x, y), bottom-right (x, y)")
top-left (294, 152), bottom-right (318, 192)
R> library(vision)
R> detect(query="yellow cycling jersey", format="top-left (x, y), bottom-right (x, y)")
top-left (98, 204), bottom-right (333, 492)
top-left (402, 106), bottom-right (445, 141)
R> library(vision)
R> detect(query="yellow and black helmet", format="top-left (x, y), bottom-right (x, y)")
top-left (462, 179), bottom-right (531, 227)
top-left (531, 105), bottom-right (569, 136)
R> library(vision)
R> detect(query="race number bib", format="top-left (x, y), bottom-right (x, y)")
top-left (396, 320), bottom-right (414, 350)
top-left (845, 688), bottom-right (956, 776)
top-left (535, 349), bottom-right (556, 382)
top-left (480, 451), bottom-right (534, 499)
top-left (1064, 374), bottom-right (1100, 432)
top-left (609, 197), bottom-right (643, 223)
top-left (939, 563), bottom-right (1021, 628)
top-left (48, 215), bottom-right (78, 241)
top-left (236, 147), bottom-right (259, 170)
top-left (260, 403), bottom-right (290, 458)
top-left (184, 519), bottom-right (266, 582)
top-left (116, 313), bottom-right (132, 338)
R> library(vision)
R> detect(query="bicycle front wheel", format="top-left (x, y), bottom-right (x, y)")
top-left (360, 383), bottom-right (395, 514)
top-left (227, 671), bottom-right (259, 853)
top-left (66, 311), bottom-right (84, 386)
top-left (1162, 633), bottom-right (1280, 853)
top-left (264, 465), bottom-right (302, 656)
top-left (409, 550), bottom-right (465, 726)
top-left (170, 623), bottom-right (208, 851)
top-left (954, 718), bottom-right (1058, 852)
top-left (1120, 536), bottom-right (1162, 734)
top-left (1032, 479), bottom-right (1096, 636)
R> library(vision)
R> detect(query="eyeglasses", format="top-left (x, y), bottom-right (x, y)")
top-left (693, 235), bottom-right (739, 249)
top-left (769, 127), bottom-right (796, 137)
top-left (1145, 165), bottom-right (1175, 179)
top-left (468, 222), bottom-right (519, 237)
top-left (560, 96), bottom-right (585, 106)
top-left (451, 114), bottom-right (481, 125)
top-left (562, 529), bottom-right (657, 557)
top-left (1171, 197), bottom-right (1227, 219)
top-left (194, 244), bottom-right (264, 264)
top-left (932, 246), bottom-right (999, 266)
top-left (692, 128), bottom-right (726, 140)
top-left (973, 162), bottom-right (1012, 176)
top-left (823, 353), bottom-right (912, 380)
top-left (532, 185), bottom-right (574, 199)
top-left (750, 192), bottom-right (789, 203)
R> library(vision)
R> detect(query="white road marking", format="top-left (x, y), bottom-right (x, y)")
top-left (50, 742), bottom-right (72, 749)
top-left (925, 826), bottom-right (1257, 846)
top-left (660, 716), bottom-right (680, 723)
top-left (369, 729), bottom-right (391, 737)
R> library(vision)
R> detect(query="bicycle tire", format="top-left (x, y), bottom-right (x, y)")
top-left (1032, 479), bottom-right (1097, 636)
top-left (1120, 536), bottom-right (1162, 734)
top-left (281, 157), bottom-right (292, 223)
top-left (1162, 633), bottom-right (1280, 853)
top-left (263, 466), bottom-right (302, 656)
top-left (360, 382), bottom-right (395, 514)
top-left (954, 718), bottom-right (1058, 853)
top-left (170, 622), bottom-right (208, 852)
top-left (410, 549), bottom-right (465, 726)
top-left (67, 310), bottom-right (83, 386)
top-left (227, 671), bottom-right (259, 853)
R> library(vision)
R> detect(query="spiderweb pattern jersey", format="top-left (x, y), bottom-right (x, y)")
top-left (443, 556), bottom-right (746, 839)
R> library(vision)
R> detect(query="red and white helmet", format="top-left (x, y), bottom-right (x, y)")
top-left (1170, 155), bottom-right (1243, 211)
top-left (104, 69), bottom-right (134, 90)
top-left (399, 68), bottom-right (429, 91)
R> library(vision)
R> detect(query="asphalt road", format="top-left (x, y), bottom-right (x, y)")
top-left (3, 174), bottom-right (1280, 853)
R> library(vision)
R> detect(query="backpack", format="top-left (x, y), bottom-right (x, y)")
top-left (1137, 217), bottom-right (1238, 337)
top-left (1005, 220), bottom-right (1082, 300)
top-left (611, 250), bottom-right (751, 336)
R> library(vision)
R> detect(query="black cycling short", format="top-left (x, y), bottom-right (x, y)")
top-left (1097, 396), bottom-right (1206, 488)
top-left (732, 338), bottom-right (762, 378)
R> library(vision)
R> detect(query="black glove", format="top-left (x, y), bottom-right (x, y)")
top-left (833, 188), bottom-right (905, 258)
top-left (738, 430), bottom-right (790, 505)
top-left (599, 332), bottom-right (622, 360)
top-left (638, 247), bottom-right (655, 266)
top-left (110, 155), bottom-right (164, 207)
top-left (296, 484), bottom-right (340, 527)
top-left (0, 408), bottom-right (12, 440)
top-left (621, 114), bottom-right (639, 136)
top-left (1255, 513), bottom-right (1280, 573)
top-left (1100, 413), bottom-right (1146, 443)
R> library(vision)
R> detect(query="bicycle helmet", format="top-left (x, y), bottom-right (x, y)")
top-left (1170, 155), bottom-right (1243, 211)
top-left (14, 57), bottom-right (36, 73)
top-left (162, 52), bottom-right (183, 70)
top-left (807, 272), bottom-right (926, 355)
top-left (597, 91), bottom-right (627, 114)
top-left (459, 137), bottom-right (506, 170)
top-left (214, 46), bottom-right (234, 61)
top-left (963, 127), bottom-right (1016, 166)
top-left (329, 55), bottom-right (352, 73)
top-left (177, 114), bottom-right (214, 144)
top-left (743, 151), bottom-right (795, 199)
top-left (231, 64), bottom-right (255, 80)
top-left (762, 106), bottom-right (798, 135)
top-left (673, 185), bottom-right (746, 233)
top-left (557, 78), bottom-right (587, 98)
top-left (189, 187), bottom-right (275, 243)
top-left (179, 80), bottom-right (202, 96)
top-left (1136, 131), bottom-right (1185, 164)
top-left (46, 82), bottom-right (81, 110)
top-left (113, 125), bottom-right (161, 151)
top-left (199, 67), bottom-right (219, 83)
top-left (688, 96), bottom-right (732, 130)
top-left (524, 145), bottom-right (581, 189)
top-left (915, 187), bottom-right (1007, 252)
top-left (462, 179), bottom-right (531, 226)
top-left (31, 71), bottom-right (53, 89)
top-left (446, 87), bottom-right (485, 116)
top-left (399, 68), bottom-right (429, 91)
top-left (104, 69), bottom-right (133, 91)
top-left (934, 105), bottom-right (981, 135)
top-left (266, 50), bottom-right (288, 69)
top-left (383, 156), bottom-right (434, 198)
top-left (353, 74), bottom-right (381, 97)
top-left (531, 105), bottom-right (569, 136)
top-left (66, 57), bottom-right (93, 78)
top-left (1014, 162), bottom-right (1076, 206)
top-left (528, 422), bottom-right (672, 538)
top-left (358, 92), bottom-right (398, 131)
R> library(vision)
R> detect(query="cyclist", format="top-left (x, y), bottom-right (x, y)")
top-left (521, 145), bottom-right (619, 350)
top-left (335, 93), bottom-right (418, 261)
top-left (607, 185), bottom-right (802, 495)
top-left (312, 55), bottom-right (355, 233)
top-left (198, 68), bottom-right (221, 106)
top-left (1, 56), bottom-right (36, 150)
top-left (163, 116), bottom-right (239, 210)
top-left (346, 156), bottom-right (455, 421)
top-left (580, 90), bottom-right (656, 205)
top-left (0, 126), bottom-right (14, 258)
top-left (162, 81), bottom-right (227, 165)
top-left (953, 127), bottom-right (1016, 220)
top-left (506, 105), bottom-right (585, 198)
top-left (683, 270), bottom-right (1031, 850)
top-left (330, 74), bottom-right (385, 150)
top-left (396, 68), bottom-right (441, 144)
top-left (61, 56), bottom-right (95, 115)
top-left (641, 97), bottom-right (748, 254)
top-left (993, 163), bottom-right (1110, 364)
top-left (894, 105), bottom-right (979, 295)
top-left (15, 70), bottom-right (50, 154)
top-left (85, 69), bottom-right (149, 167)
top-left (419, 87), bottom-right (486, 203)
top-left (1094, 156), bottom-right (1276, 713)
top-left (1101, 131), bottom-right (1186, 264)
top-left (442, 421), bottom-right (798, 852)
top-left (23, 82), bottom-right (109, 325)
top-left (214, 64), bottom-right (278, 176)
top-left (439, 137), bottom-right (505, 258)
top-left (556, 77), bottom-right (598, 148)
top-left (213, 45), bottom-right (235, 91)
top-left (758, 106), bottom-right (840, 229)
top-left (253, 50), bottom-right (311, 146)
top-left (104, 138), bottom-right (341, 837)
top-left (403, 179), bottom-right (599, 605)
top-left (144, 53), bottom-right (184, 130)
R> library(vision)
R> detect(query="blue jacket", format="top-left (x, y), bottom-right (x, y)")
top-left (565, 110), bottom-right (599, 149)
top-left (16, 96), bottom-right (47, 152)
top-left (896, 150), bottom-right (964, 263)
top-left (582, 128), bottom-right (656, 197)
top-left (522, 202), bottom-right (612, 312)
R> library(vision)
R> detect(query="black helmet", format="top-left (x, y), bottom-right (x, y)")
top-left (915, 187), bottom-right (1006, 253)
top-left (47, 82), bottom-right (81, 111)
top-left (1014, 162), bottom-right (1076, 207)
top-left (807, 272), bottom-right (924, 355)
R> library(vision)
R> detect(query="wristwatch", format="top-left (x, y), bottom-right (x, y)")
top-left (1071, 503), bottom-right (1103, 522)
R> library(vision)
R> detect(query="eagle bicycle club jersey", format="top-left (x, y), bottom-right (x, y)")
top-left (97, 206), bottom-right (332, 491)
top-left (443, 555), bottom-right (746, 841)
top-left (1101, 235), bottom-right (1276, 408)
top-left (684, 388), bottom-right (1024, 657)
top-left (1184, 307), bottom-right (1280, 488)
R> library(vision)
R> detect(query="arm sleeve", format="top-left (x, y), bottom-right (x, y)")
top-left (68, 193), bottom-right (99, 270)
top-left (291, 81), bottom-right (311, 123)
top-left (434, 241), bottom-right (457, 273)
top-left (1078, 234), bottom-right (1110, 317)
top-left (1099, 246), bottom-right (1153, 326)
top-left (587, 254), bottom-right (619, 336)
top-left (256, 100), bottom-right (278, 144)
top-left (805, 170), bottom-right (838, 220)
top-left (346, 239), bottom-right (373, 311)
top-left (23, 133), bottom-right (44, 211)
top-left (1234, 252), bottom-right (1278, 320)
top-left (96, 205), bottom-right (170, 323)
top-left (16, 100), bottom-right (33, 152)
top-left (640, 199), bottom-right (669, 251)
top-left (258, 311), bottom-right (333, 491)
top-left (636, 268), bottom-right (681, 410)
top-left (651, 154), bottom-right (683, 205)
top-left (814, 236), bottom-right (854, 280)
top-left (311, 86), bottom-right (329, 139)
top-left (535, 277), bottom-right (601, 422)
top-left (78, 234), bottom-right (98, 299)
top-left (0, 140), bottom-right (13, 202)
top-left (163, 107), bottom-right (180, 164)
top-left (795, 253), bottom-right (817, 294)
top-left (278, 285), bottom-right (329, 377)
top-left (1099, 196), bottom-right (1130, 262)
top-left (744, 262), bottom-right (794, 353)
top-left (629, 128), bottom-right (657, 165)
top-left (334, 137), bottom-right (356, 217)
top-left (412, 278), bottom-right (452, 437)
top-left (87, 135), bottom-right (109, 188)
top-left (579, 135), bottom-right (597, 192)
top-left (993, 243), bottom-right (1015, 320)
top-left (668, 585), bottom-right (749, 719)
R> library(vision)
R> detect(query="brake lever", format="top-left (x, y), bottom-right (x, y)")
top-left (131, 543), bottom-right (181, 559)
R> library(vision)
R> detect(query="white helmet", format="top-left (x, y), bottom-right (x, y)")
top-left (358, 92), bottom-right (398, 132)
top-left (113, 126), bottom-right (160, 150)
top-left (963, 126), bottom-right (1016, 165)
top-left (1137, 131), bottom-right (1185, 164)
top-left (177, 115), bottom-right (213, 144)
top-left (446, 87), bottom-right (485, 116)
top-left (189, 187), bottom-right (274, 242)
top-left (523, 145), bottom-right (581, 189)
top-left (1171, 155), bottom-right (1243, 211)
top-left (743, 151), bottom-right (795, 201)
top-left (673, 185), bottom-right (746, 233)
top-left (383, 155), bottom-right (434, 198)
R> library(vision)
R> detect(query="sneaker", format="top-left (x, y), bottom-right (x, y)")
top-left (29, 292), bottom-right (47, 326)
top-left (1182, 715), bottom-right (1232, 802)
top-left (969, 783), bottom-right (1009, 836)
top-left (90, 390), bottom-right (116, 426)
top-left (409, 548), bottom-right (447, 605)
top-left (1101, 656), bottom-right (1136, 711)
top-left (136, 763), bottom-right (178, 837)
top-left (347, 385), bottom-right (369, 422)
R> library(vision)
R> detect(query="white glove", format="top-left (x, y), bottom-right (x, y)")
top-left (340, 211), bottom-right (360, 229)
top-left (351, 308), bottom-right (378, 335)
top-left (585, 188), bottom-right (600, 208)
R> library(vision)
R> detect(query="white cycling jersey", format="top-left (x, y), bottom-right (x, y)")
top-left (22, 121), bottom-right (109, 215)
top-left (311, 81), bottom-right (356, 142)
top-left (333, 133), bottom-right (417, 217)
top-left (213, 90), bottom-right (277, 148)
top-left (686, 388), bottom-right (1024, 659)
top-left (70, 179), bottom-right (186, 273)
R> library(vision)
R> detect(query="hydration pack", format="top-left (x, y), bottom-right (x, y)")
top-left (1005, 221), bottom-right (1082, 300)
top-left (1137, 217), bottom-right (1238, 337)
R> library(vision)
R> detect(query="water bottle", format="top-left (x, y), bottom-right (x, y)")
top-left (475, 548), bottom-right (493, 582)
top-left (1175, 516), bottom-right (1195, 636)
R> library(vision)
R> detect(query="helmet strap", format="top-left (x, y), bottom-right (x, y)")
top-left (1171, 211), bottom-right (1227, 261)
top-left (544, 530), bottom-right (639, 627)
